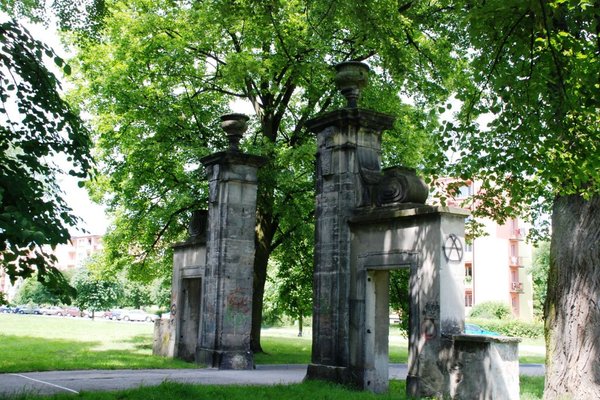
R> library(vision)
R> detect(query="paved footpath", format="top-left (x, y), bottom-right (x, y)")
top-left (0, 364), bottom-right (544, 397)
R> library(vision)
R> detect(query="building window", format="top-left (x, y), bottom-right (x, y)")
top-left (465, 263), bottom-right (473, 278)
top-left (511, 269), bottom-right (518, 283)
top-left (465, 291), bottom-right (473, 307)
top-left (458, 184), bottom-right (473, 199)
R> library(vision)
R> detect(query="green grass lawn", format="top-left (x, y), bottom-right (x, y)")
top-left (518, 337), bottom-right (547, 364)
top-left (0, 314), bottom-right (545, 371)
top-left (0, 314), bottom-right (545, 399)
top-left (0, 378), bottom-right (547, 400)
top-left (0, 314), bottom-right (192, 372)
top-left (255, 327), bottom-right (408, 364)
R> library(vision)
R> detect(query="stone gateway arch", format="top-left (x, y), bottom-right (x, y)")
top-left (154, 62), bottom-right (520, 400)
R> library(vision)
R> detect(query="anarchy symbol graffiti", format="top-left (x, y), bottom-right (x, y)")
top-left (443, 234), bottom-right (464, 262)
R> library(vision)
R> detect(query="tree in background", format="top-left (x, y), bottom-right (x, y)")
top-left (389, 269), bottom-right (410, 334)
top-left (434, 1), bottom-right (599, 397)
top-left (119, 279), bottom-right (152, 309)
top-left (149, 278), bottom-right (171, 311)
top-left (0, 2), bottom-right (98, 303)
top-left (269, 230), bottom-right (313, 336)
top-left (13, 278), bottom-right (63, 306)
top-left (71, 267), bottom-right (120, 319)
top-left (530, 241), bottom-right (550, 320)
top-left (0, 21), bottom-right (91, 302)
top-left (69, 0), bottom-right (450, 351)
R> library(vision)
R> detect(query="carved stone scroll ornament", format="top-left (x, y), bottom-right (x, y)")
top-left (357, 144), bottom-right (383, 207)
top-left (376, 166), bottom-right (429, 205)
top-left (188, 210), bottom-right (208, 239)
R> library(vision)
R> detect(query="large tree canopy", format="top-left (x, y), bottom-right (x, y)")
top-left (0, 15), bottom-right (93, 301)
top-left (434, 0), bottom-right (599, 225)
top-left (68, 1), bottom-right (599, 396)
top-left (70, 0), bottom-right (453, 351)
top-left (434, 1), bottom-right (599, 398)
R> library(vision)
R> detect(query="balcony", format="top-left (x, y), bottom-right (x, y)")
top-left (511, 282), bottom-right (524, 293)
top-left (509, 256), bottom-right (526, 267)
top-left (464, 276), bottom-right (473, 288)
top-left (510, 228), bottom-right (526, 240)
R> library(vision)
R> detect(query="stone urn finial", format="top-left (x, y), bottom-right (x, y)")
top-left (220, 113), bottom-right (249, 151)
top-left (334, 61), bottom-right (369, 108)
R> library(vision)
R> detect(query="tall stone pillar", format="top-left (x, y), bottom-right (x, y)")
top-left (306, 62), bottom-right (520, 399)
top-left (305, 62), bottom-right (395, 382)
top-left (196, 114), bottom-right (266, 369)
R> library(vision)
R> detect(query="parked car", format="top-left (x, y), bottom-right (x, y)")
top-left (85, 310), bottom-right (100, 318)
top-left (39, 306), bottom-right (64, 316)
top-left (63, 307), bottom-right (82, 317)
top-left (0, 305), bottom-right (12, 313)
top-left (15, 304), bottom-right (41, 315)
top-left (118, 309), bottom-right (157, 322)
top-left (465, 323), bottom-right (500, 336)
top-left (105, 309), bottom-right (125, 320)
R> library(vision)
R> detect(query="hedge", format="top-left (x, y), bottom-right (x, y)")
top-left (468, 318), bottom-right (544, 339)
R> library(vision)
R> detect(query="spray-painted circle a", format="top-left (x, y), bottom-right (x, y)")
top-left (443, 234), bottom-right (464, 262)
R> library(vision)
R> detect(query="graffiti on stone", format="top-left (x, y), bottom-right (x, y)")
top-left (443, 234), bottom-right (463, 262)
top-left (423, 301), bottom-right (440, 318)
top-left (227, 288), bottom-right (250, 314)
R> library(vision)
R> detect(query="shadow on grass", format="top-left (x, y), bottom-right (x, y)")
top-left (124, 334), bottom-right (154, 351)
top-left (0, 334), bottom-right (194, 373)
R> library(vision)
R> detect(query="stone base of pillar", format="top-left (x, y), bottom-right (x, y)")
top-left (306, 364), bottom-right (388, 392)
top-left (196, 348), bottom-right (254, 370)
top-left (305, 364), bottom-right (352, 385)
top-left (408, 335), bottom-right (521, 399)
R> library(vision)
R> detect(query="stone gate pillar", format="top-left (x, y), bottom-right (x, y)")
top-left (305, 62), bottom-right (520, 399)
top-left (305, 62), bottom-right (395, 383)
top-left (196, 114), bottom-right (266, 369)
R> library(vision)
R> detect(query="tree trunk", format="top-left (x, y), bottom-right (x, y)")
top-left (298, 311), bottom-right (303, 337)
top-left (250, 209), bottom-right (276, 353)
top-left (543, 194), bottom-right (600, 399)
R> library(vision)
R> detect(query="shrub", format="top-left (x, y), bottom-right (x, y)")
top-left (469, 301), bottom-right (512, 319)
top-left (468, 318), bottom-right (544, 338)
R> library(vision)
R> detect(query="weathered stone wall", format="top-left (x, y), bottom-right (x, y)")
top-left (152, 318), bottom-right (171, 357)
top-left (153, 236), bottom-right (206, 360)
top-left (349, 205), bottom-right (469, 394)
top-left (196, 152), bottom-right (264, 369)
top-left (446, 335), bottom-right (520, 399)
top-left (306, 108), bottom-right (394, 383)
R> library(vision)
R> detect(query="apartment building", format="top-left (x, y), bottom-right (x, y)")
top-left (53, 234), bottom-right (103, 271)
top-left (0, 234), bottom-right (103, 302)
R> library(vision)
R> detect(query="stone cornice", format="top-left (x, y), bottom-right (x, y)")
top-left (305, 108), bottom-right (395, 133)
top-left (200, 151), bottom-right (267, 168)
top-left (349, 204), bottom-right (471, 226)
